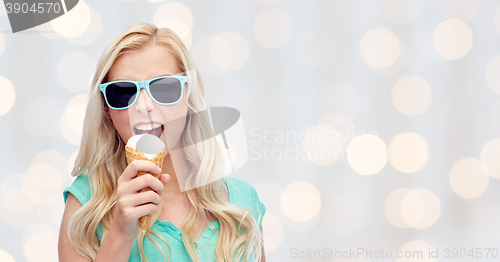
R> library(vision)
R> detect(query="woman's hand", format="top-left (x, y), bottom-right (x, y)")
top-left (112, 160), bottom-right (170, 240)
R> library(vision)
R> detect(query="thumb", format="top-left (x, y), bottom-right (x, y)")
top-left (160, 173), bottom-right (170, 185)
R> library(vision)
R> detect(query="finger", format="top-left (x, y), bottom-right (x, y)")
top-left (127, 190), bottom-right (161, 207)
top-left (127, 173), bottom-right (165, 195)
top-left (121, 160), bottom-right (162, 182)
top-left (134, 203), bottom-right (159, 218)
top-left (159, 174), bottom-right (170, 186)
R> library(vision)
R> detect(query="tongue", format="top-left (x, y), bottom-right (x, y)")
top-left (136, 126), bottom-right (163, 138)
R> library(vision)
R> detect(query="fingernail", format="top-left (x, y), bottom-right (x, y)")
top-left (157, 167), bottom-right (162, 173)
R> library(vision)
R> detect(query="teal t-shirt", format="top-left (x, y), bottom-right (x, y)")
top-left (63, 174), bottom-right (266, 262)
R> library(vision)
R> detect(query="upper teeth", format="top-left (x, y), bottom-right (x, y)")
top-left (135, 123), bottom-right (162, 131)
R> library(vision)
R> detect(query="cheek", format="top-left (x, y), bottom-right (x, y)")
top-left (109, 110), bottom-right (132, 138)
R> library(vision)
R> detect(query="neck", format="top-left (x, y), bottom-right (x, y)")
top-left (161, 149), bottom-right (189, 197)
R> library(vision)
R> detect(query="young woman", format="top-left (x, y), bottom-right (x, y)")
top-left (58, 23), bottom-right (266, 262)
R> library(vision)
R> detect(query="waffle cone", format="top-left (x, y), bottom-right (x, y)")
top-left (125, 145), bottom-right (166, 233)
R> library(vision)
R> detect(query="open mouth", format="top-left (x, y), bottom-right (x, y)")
top-left (134, 123), bottom-right (164, 139)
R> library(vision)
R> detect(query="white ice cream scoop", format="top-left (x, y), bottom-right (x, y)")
top-left (126, 134), bottom-right (166, 159)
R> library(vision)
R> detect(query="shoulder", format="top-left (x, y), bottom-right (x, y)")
top-left (224, 176), bottom-right (266, 227)
top-left (63, 173), bottom-right (91, 206)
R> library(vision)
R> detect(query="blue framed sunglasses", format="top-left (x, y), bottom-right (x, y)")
top-left (99, 75), bottom-right (188, 110)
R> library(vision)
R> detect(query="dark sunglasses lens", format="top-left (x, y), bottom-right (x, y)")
top-left (150, 77), bottom-right (182, 104)
top-left (105, 82), bottom-right (137, 108)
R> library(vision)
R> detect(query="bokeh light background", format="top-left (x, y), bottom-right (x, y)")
top-left (1, 0), bottom-right (500, 261)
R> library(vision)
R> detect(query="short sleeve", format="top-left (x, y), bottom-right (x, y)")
top-left (63, 174), bottom-right (92, 206)
top-left (225, 177), bottom-right (266, 229)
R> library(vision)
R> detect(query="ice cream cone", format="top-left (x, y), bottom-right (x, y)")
top-left (125, 145), bottom-right (166, 233)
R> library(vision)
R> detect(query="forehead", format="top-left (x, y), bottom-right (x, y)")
top-left (107, 45), bottom-right (182, 82)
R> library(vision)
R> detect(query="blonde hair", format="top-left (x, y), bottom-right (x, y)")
top-left (67, 23), bottom-right (263, 262)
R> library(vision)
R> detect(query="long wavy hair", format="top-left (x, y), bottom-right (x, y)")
top-left (67, 23), bottom-right (263, 262)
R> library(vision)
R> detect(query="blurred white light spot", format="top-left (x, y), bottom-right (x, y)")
top-left (26, 151), bottom-right (67, 205)
top-left (401, 190), bottom-right (425, 227)
top-left (319, 83), bottom-right (359, 118)
top-left (191, 35), bottom-right (222, 75)
top-left (296, 28), bottom-right (335, 69)
top-left (22, 173), bottom-right (42, 207)
top-left (28, 164), bottom-right (62, 192)
top-left (0, 75), bottom-right (15, 116)
top-left (58, 52), bottom-right (95, 92)
top-left (0, 250), bottom-right (15, 262)
top-left (324, 195), bottom-right (366, 236)
top-left (0, 174), bottom-right (39, 228)
top-left (317, 113), bottom-right (355, 150)
top-left (156, 19), bottom-right (192, 50)
top-left (0, 174), bottom-right (37, 214)
top-left (61, 94), bottom-right (88, 145)
top-left (388, 132), bottom-right (429, 173)
top-left (148, 0), bottom-right (165, 2)
top-left (253, 8), bottom-right (293, 48)
top-left (385, 188), bottom-right (412, 229)
top-left (252, 0), bottom-right (281, 8)
top-left (372, 43), bottom-right (406, 77)
top-left (67, 6), bottom-right (102, 46)
top-left (333, 0), bottom-right (375, 31)
top-left (433, 19), bottom-right (473, 60)
top-left (262, 212), bottom-right (284, 251)
top-left (0, 203), bottom-right (38, 229)
top-left (485, 56), bottom-right (500, 95)
top-left (393, 76), bottom-right (432, 116)
top-left (23, 96), bottom-right (62, 137)
top-left (450, 158), bottom-right (489, 199)
top-left (153, 2), bottom-right (193, 30)
top-left (360, 28), bottom-right (401, 69)
top-left (256, 183), bottom-right (284, 217)
top-left (303, 125), bottom-right (344, 165)
top-left (210, 32), bottom-right (250, 72)
top-left (383, 0), bottom-right (422, 25)
top-left (281, 182), bottom-right (321, 221)
top-left (153, 2), bottom-right (193, 49)
top-left (440, 0), bottom-right (479, 22)
top-left (23, 223), bottom-right (58, 262)
top-left (412, 189), bottom-right (441, 229)
top-left (397, 240), bottom-right (437, 262)
top-left (347, 134), bottom-right (387, 175)
top-left (30, 150), bottom-right (70, 187)
top-left (480, 138), bottom-right (500, 179)
top-left (2, 188), bottom-right (37, 215)
top-left (51, 0), bottom-right (91, 38)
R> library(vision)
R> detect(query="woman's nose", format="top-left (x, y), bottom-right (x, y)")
top-left (135, 88), bottom-right (154, 112)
